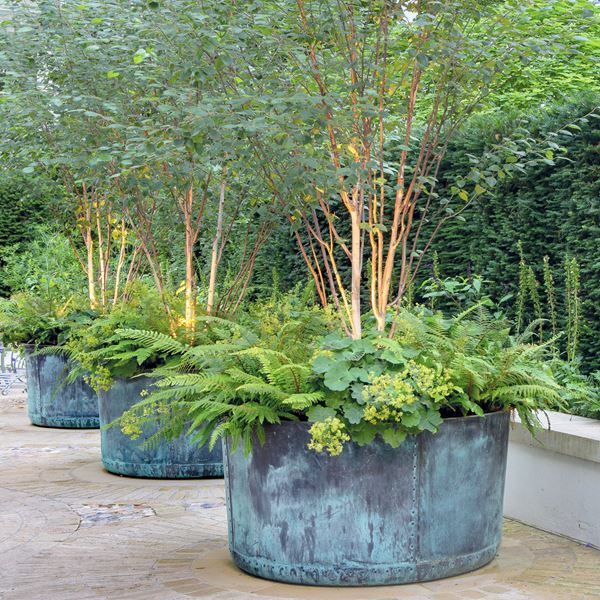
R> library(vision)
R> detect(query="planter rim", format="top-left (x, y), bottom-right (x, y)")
top-left (22, 343), bottom-right (54, 351)
top-left (99, 374), bottom-right (158, 388)
top-left (269, 408), bottom-right (508, 429)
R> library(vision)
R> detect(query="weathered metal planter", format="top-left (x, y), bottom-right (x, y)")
top-left (223, 411), bottom-right (510, 586)
top-left (98, 376), bottom-right (223, 479)
top-left (25, 349), bottom-right (99, 428)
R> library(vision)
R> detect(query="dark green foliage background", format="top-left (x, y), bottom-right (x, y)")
top-left (0, 173), bottom-right (55, 295)
top-left (430, 99), bottom-right (599, 370)
top-left (248, 98), bottom-right (600, 370)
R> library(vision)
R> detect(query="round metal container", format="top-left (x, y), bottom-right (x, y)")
top-left (223, 411), bottom-right (510, 586)
top-left (98, 376), bottom-right (223, 479)
top-left (25, 350), bottom-right (99, 428)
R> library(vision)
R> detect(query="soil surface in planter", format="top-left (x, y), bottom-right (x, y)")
top-left (224, 411), bottom-right (509, 586)
top-left (26, 350), bottom-right (99, 429)
top-left (98, 376), bottom-right (223, 479)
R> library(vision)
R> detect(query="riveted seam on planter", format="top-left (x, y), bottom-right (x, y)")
top-left (411, 436), bottom-right (419, 563)
top-left (223, 436), bottom-right (235, 552)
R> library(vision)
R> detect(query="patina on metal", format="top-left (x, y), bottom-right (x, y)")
top-left (98, 376), bottom-right (223, 479)
top-left (26, 350), bottom-right (99, 429)
top-left (223, 411), bottom-right (510, 586)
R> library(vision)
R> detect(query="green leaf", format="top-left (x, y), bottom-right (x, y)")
top-left (380, 349), bottom-right (405, 365)
top-left (420, 409), bottom-right (443, 433)
top-left (351, 382), bottom-right (365, 404)
top-left (306, 405), bottom-right (336, 422)
top-left (133, 49), bottom-right (148, 64)
top-left (348, 366), bottom-right (370, 383)
top-left (381, 427), bottom-right (407, 448)
top-left (321, 333), bottom-right (353, 350)
top-left (342, 403), bottom-right (364, 425)
top-left (312, 353), bottom-right (333, 374)
top-left (350, 423), bottom-right (377, 446)
top-left (323, 360), bottom-right (353, 391)
top-left (401, 411), bottom-right (421, 428)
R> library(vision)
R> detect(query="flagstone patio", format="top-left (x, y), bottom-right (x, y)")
top-left (1, 390), bottom-right (599, 600)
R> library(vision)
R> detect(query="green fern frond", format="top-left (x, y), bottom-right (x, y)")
top-left (488, 384), bottom-right (562, 403)
top-left (270, 363), bottom-right (311, 393)
top-left (235, 382), bottom-right (287, 400)
top-left (282, 391), bottom-right (324, 410)
top-left (116, 328), bottom-right (188, 356)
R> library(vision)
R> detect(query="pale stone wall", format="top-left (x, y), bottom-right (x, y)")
top-left (505, 411), bottom-right (600, 549)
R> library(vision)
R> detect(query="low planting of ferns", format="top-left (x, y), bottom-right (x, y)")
top-left (98, 304), bottom-right (564, 456)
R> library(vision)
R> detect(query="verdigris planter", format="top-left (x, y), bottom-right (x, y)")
top-left (98, 376), bottom-right (223, 479)
top-left (224, 411), bottom-right (510, 586)
top-left (25, 349), bottom-right (99, 428)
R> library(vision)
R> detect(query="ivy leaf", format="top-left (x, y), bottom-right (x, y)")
top-left (306, 405), bottom-right (336, 422)
top-left (343, 402), bottom-right (364, 425)
top-left (382, 427), bottom-right (407, 448)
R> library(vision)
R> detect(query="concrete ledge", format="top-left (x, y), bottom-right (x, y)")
top-left (509, 410), bottom-right (600, 463)
top-left (504, 411), bottom-right (600, 549)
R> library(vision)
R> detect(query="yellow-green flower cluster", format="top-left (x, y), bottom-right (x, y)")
top-left (120, 410), bottom-right (144, 440)
top-left (362, 361), bottom-right (459, 424)
top-left (404, 361), bottom-right (459, 401)
top-left (308, 417), bottom-right (350, 456)
top-left (362, 374), bottom-right (414, 424)
top-left (84, 365), bottom-right (113, 393)
top-left (119, 399), bottom-right (170, 440)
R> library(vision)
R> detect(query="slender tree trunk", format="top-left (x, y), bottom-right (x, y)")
top-left (85, 228), bottom-right (97, 310)
top-left (350, 209), bottom-right (362, 339)
top-left (113, 219), bottom-right (127, 304)
top-left (207, 177), bottom-right (226, 315)
top-left (94, 196), bottom-right (107, 308)
top-left (183, 186), bottom-right (197, 333)
top-left (82, 187), bottom-right (97, 310)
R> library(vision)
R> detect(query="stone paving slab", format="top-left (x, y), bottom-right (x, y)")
top-left (1, 394), bottom-right (599, 600)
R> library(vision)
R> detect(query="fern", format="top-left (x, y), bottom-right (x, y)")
top-left (107, 300), bottom-right (330, 451)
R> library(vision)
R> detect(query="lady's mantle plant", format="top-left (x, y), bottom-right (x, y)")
top-left (303, 307), bottom-right (562, 455)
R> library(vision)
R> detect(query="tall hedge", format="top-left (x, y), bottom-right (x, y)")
top-left (431, 99), bottom-right (600, 370)
top-left (0, 173), bottom-right (55, 296)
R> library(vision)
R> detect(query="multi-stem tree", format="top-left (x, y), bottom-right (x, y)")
top-left (245, 0), bottom-right (591, 338)
top-left (0, 1), bottom-right (270, 332)
top-left (0, 2), bottom-right (141, 310)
